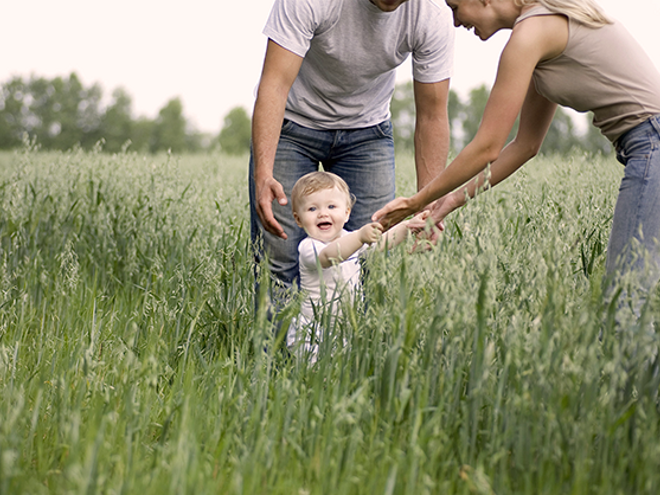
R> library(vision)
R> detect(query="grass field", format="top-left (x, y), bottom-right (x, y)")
top-left (1, 146), bottom-right (659, 494)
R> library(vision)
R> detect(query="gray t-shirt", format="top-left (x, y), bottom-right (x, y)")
top-left (263, 0), bottom-right (454, 130)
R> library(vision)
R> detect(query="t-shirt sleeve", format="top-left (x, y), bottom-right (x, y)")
top-left (411, 4), bottom-right (455, 83)
top-left (298, 237), bottom-right (326, 270)
top-left (355, 243), bottom-right (370, 259)
top-left (262, 0), bottom-right (321, 58)
top-left (298, 233), bottom-right (367, 269)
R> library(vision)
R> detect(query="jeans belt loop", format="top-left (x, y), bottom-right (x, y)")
top-left (649, 113), bottom-right (660, 138)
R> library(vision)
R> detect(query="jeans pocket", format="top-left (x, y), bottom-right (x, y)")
top-left (621, 153), bottom-right (653, 187)
top-left (281, 119), bottom-right (296, 134)
top-left (374, 119), bottom-right (394, 139)
top-left (619, 134), bottom-right (652, 166)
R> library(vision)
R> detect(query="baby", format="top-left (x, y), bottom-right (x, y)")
top-left (287, 171), bottom-right (426, 361)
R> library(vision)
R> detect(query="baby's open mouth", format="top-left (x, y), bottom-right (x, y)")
top-left (317, 221), bottom-right (332, 229)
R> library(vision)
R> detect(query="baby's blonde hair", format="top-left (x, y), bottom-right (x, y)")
top-left (291, 171), bottom-right (355, 214)
top-left (515, 0), bottom-right (611, 28)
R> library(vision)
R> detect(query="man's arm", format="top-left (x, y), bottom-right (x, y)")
top-left (252, 39), bottom-right (304, 239)
top-left (413, 79), bottom-right (451, 191)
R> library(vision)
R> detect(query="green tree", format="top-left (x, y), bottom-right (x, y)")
top-left (185, 130), bottom-right (207, 154)
top-left (219, 106), bottom-right (251, 155)
top-left (0, 73), bottom-right (103, 151)
top-left (580, 112), bottom-right (613, 155)
top-left (390, 81), bottom-right (416, 152)
top-left (459, 84), bottom-right (520, 148)
top-left (35, 73), bottom-right (103, 150)
top-left (0, 77), bottom-right (28, 149)
top-left (461, 85), bottom-right (490, 145)
top-left (100, 87), bottom-right (134, 153)
top-left (131, 117), bottom-right (156, 153)
top-left (0, 74), bottom-right (213, 154)
top-left (151, 97), bottom-right (187, 153)
top-left (447, 89), bottom-right (463, 153)
top-left (540, 106), bottom-right (581, 155)
top-left (389, 81), bottom-right (463, 153)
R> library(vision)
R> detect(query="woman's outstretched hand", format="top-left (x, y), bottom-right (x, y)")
top-left (373, 192), bottom-right (466, 251)
top-left (372, 196), bottom-right (418, 230)
top-left (426, 192), bottom-right (464, 226)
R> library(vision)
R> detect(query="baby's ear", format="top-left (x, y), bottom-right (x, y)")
top-left (293, 211), bottom-right (303, 228)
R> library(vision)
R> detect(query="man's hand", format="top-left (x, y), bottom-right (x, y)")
top-left (256, 175), bottom-right (289, 239)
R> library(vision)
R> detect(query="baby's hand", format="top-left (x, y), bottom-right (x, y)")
top-left (407, 211), bottom-right (441, 253)
top-left (358, 222), bottom-right (384, 245)
top-left (405, 210), bottom-right (431, 232)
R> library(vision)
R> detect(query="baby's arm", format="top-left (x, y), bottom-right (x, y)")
top-left (376, 211), bottom-right (430, 250)
top-left (317, 223), bottom-right (383, 268)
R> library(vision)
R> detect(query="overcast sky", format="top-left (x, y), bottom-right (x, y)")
top-left (2, 0), bottom-right (659, 134)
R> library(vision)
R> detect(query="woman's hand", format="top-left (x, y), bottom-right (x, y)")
top-left (372, 196), bottom-right (419, 230)
top-left (426, 192), bottom-right (465, 226)
top-left (406, 193), bottom-right (465, 252)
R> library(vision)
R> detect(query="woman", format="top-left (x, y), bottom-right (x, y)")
top-left (374, 0), bottom-right (660, 300)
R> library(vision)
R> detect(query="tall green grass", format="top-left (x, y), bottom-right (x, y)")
top-left (0, 146), bottom-right (658, 494)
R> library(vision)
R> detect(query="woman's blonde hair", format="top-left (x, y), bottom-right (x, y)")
top-left (515, 0), bottom-right (611, 28)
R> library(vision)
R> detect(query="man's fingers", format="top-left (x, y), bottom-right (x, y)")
top-left (265, 219), bottom-right (288, 239)
top-left (271, 181), bottom-right (288, 206)
top-left (257, 201), bottom-right (288, 239)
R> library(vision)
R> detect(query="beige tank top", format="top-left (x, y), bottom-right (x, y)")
top-left (515, 6), bottom-right (660, 142)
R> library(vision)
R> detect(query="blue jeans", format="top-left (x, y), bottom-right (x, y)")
top-left (607, 115), bottom-right (660, 297)
top-left (249, 119), bottom-right (396, 291)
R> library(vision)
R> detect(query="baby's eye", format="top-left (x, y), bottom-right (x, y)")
top-left (328, 204), bottom-right (336, 209)
top-left (308, 206), bottom-right (316, 212)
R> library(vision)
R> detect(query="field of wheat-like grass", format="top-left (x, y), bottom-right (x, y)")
top-left (0, 147), bottom-right (658, 494)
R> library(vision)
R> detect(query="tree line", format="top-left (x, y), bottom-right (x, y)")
top-left (390, 81), bottom-right (612, 156)
top-left (219, 82), bottom-right (612, 157)
top-left (0, 74), bottom-right (610, 156)
top-left (0, 73), bottom-right (212, 154)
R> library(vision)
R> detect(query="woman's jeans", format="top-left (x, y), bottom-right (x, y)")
top-left (607, 114), bottom-right (660, 311)
top-left (249, 119), bottom-right (395, 303)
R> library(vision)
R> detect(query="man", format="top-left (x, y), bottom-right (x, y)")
top-left (249, 0), bottom-right (454, 302)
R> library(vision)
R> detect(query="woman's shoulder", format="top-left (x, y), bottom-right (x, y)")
top-left (514, 4), bottom-right (558, 26)
top-left (509, 6), bottom-right (568, 62)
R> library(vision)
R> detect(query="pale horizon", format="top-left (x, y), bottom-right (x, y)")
top-left (2, 0), bottom-right (658, 134)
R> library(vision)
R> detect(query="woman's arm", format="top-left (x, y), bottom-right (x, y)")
top-left (436, 81), bottom-right (558, 218)
top-left (373, 15), bottom-right (568, 228)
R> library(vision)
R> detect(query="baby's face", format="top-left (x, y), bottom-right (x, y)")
top-left (294, 187), bottom-right (351, 243)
